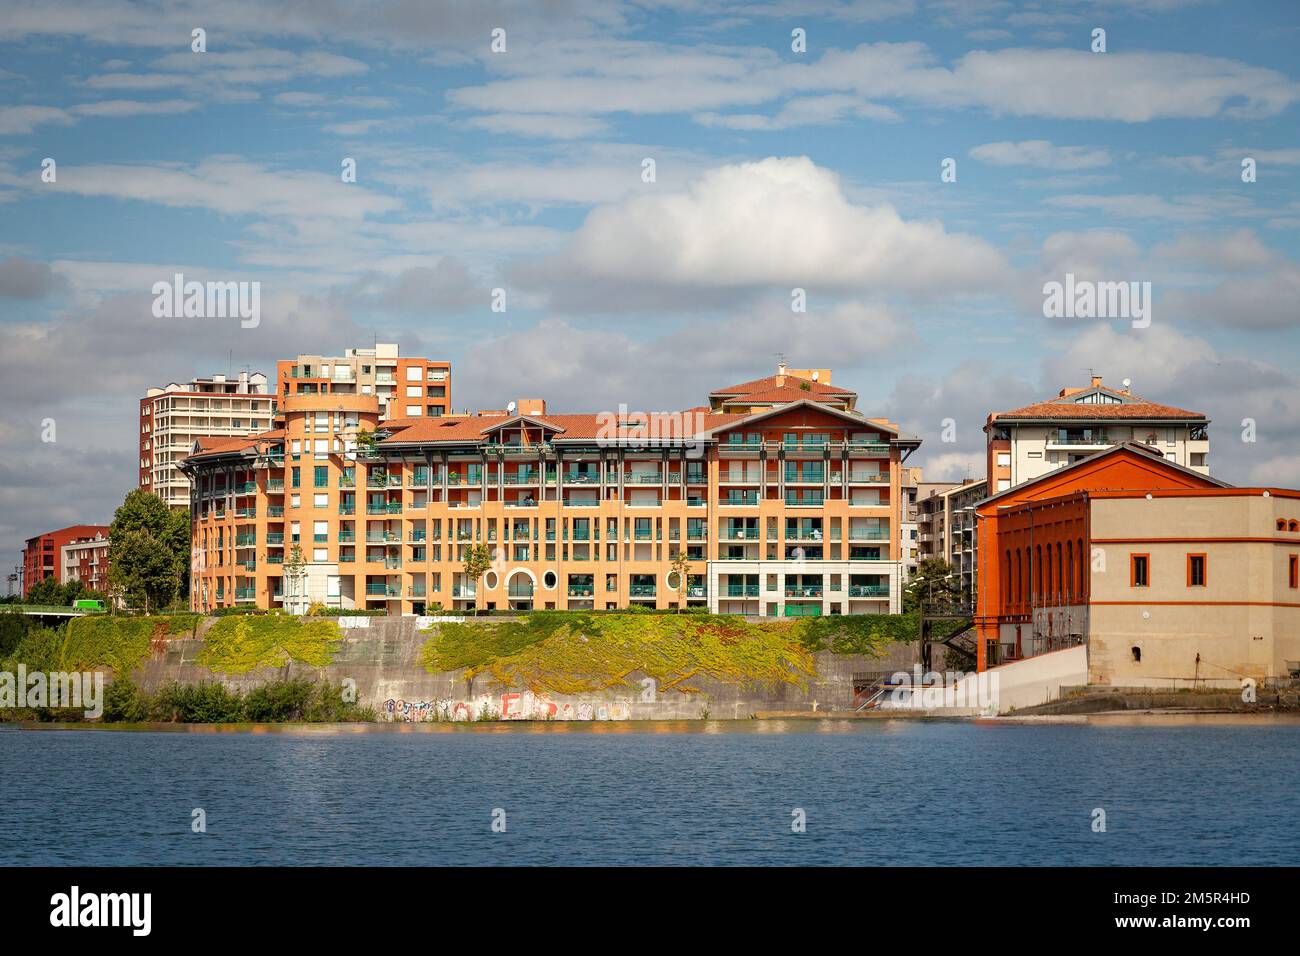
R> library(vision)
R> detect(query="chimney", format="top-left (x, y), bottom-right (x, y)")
top-left (1091, 375), bottom-right (1103, 388)
top-left (776, 360), bottom-right (787, 387)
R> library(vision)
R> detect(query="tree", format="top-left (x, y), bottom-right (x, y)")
top-left (109, 489), bottom-right (188, 612)
top-left (669, 550), bottom-right (692, 612)
top-left (24, 576), bottom-right (99, 607)
top-left (461, 544), bottom-right (493, 617)
top-left (284, 545), bottom-right (307, 614)
top-left (109, 528), bottom-right (179, 613)
top-left (904, 558), bottom-right (961, 612)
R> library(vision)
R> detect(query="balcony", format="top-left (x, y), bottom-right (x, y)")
top-left (686, 528), bottom-right (707, 540)
top-left (629, 584), bottom-right (656, 598)
top-left (408, 586), bottom-right (426, 598)
top-left (849, 584), bottom-right (889, 598)
top-left (563, 473), bottom-right (600, 485)
top-left (723, 527), bottom-right (760, 540)
top-left (338, 504), bottom-right (355, 515)
top-left (234, 507), bottom-right (256, 519)
top-left (339, 476), bottom-right (355, 488)
top-left (265, 533), bottom-right (284, 544)
top-left (446, 473), bottom-right (481, 486)
top-left (367, 475), bottom-right (401, 489)
top-left (784, 493), bottom-right (824, 507)
top-left (725, 584), bottom-right (759, 597)
top-left (237, 481), bottom-right (256, 494)
top-left (267, 479), bottom-right (285, 491)
top-left (846, 441), bottom-right (890, 455)
top-left (563, 498), bottom-right (600, 507)
top-left (722, 492), bottom-right (758, 506)
top-left (567, 585), bottom-right (595, 597)
top-left (633, 528), bottom-right (654, 541)
top-left (849, 529), bottom-right (889, 541)
top-left (624, 473), bottom-right (663, 484)
top-left (338, 531), bottom-right (356, 543)
top-left (452, 584), bottom-right (476, 598)
top-left (507, 585), bottom-right (534, 598)
top-left (366, 532), bottom-right (400, 544)
top-left (785, 529), bottom-right (824, 541)
top-left (847, 471), bottom-right (887, 483)
top-left (235, 534), bottom-right (256, 547)
top-left (408, 472), bottom-right (431, 487)
top-left (234, 587), bottom-right (256, 601)
top-left (266, 554), bottom-right (283, 564)
top-left (785, 585), bottom-right (823, 598)
top-left (365, 583), bottom-right (400, 597)
top-left (501, 472), bottom-right (539, 485)
top-left (687, 585), bottom-right (707, 598)
top-left (267, 505), bottom-right (285, 517)
top-left (409, 531), bottom-right (427, 542)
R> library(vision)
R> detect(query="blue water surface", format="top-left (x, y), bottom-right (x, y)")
top-left (1, 719), bottom-right (1296, 866)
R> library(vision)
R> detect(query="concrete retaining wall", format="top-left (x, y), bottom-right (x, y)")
top-left (134, 616), bottom-right (920, 721)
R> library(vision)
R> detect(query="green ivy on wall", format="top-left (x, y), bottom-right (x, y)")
top-left (419, 611), bottom-right (911, 696)
top-left (196, 615), bottom-right (340, 674)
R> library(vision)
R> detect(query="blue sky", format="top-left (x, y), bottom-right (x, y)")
top-left (1, 0), bottom-right (1299, 561)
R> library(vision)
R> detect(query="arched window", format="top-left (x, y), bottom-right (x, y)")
top-left (1050, 541), bottom-right (1060, 600)
top-left (1035, 545), bottom-right (1043, 601)
top-left (1045, 546), bottom-right (1053, 603)
top-left (1015, 549), bottom-right (1023, 606)
top-left (1290, 520), bottom-right (1299, 533)
top-left (1067, 545), bottom-right (1074, 602)
top-left (1279, 519), bottom-right (1288, 532)
top-left (1078, 539), bottom-right (1086, 598)
top-left (1005, 550), bottom-right (1012, 603)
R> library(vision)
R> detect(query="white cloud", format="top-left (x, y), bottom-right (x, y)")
top-left (970, 140), bottom-right (1111, 170)
top-left (540, 156), bottom-right (1007, 295)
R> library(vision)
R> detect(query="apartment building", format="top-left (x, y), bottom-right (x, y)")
top-left (61, 531), bottom-right (111, 593)
top-left (985, 375), bottom-right (1209, 494)
top-left (180, 366), bottom-right (920, 617)
top-left (276, 344), bottom-right (451, 422)
top-left (974, 442), bottom-right (1299, 686)
top-left (140, 371), bottom-right (275, 508)
top-left (915, 478), bottom-right (987, 602)
top-left (20, 525), bottom-right (110, 596)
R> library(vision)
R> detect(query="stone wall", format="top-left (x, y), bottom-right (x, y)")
top-left (133, 616), bottom-right (921, 721)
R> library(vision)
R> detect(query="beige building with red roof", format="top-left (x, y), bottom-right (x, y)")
top-left (179, 363), bottom-right (921, 617)
top-left (985, 375), bottom-right (1210, 495)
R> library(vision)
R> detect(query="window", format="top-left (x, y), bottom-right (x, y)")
top-left (406, 385), bottom-right (422, 398)
top-left (1187, 553), bottom-right (1206, 587)
top-left (314, 465), bottom-right (328, 487)
top-left (997, 452), bottom-right (1010, 467)
top-left (1130, 554), bottom-right (1150, 588)
top-left (313, 493), bottom-right (328, 508)
top-left (1291, 555), bottom-right (1299, 590)
top-left (406, 365), bottom-right (423, 382)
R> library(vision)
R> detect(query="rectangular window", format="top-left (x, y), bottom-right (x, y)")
top-left (1130, 553), bottom-right (1150, 588)
top-left (407, 365), bottom-right (423, 382)
top-left (1186, 553), bottom-right (1206, 587)
top-left (1290, 554), bottom-right (1299, 590)
top-left (314, 465), bottom-right (328, 487)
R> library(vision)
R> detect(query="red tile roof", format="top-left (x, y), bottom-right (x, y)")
top-left (730, 384), bottom-right (853, 405)
top-left (991, 391), bottom-right (1205, 422)
top-left (710, 375), bottom-right (854, 397)
top-left (381, 412), bottom-right (747, 445)
top-left (186, 429), bottom-right (285, 460)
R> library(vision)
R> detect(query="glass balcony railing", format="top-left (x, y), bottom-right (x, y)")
top-left (724, 527), bottom-right (760, 540)
top-left (265, 533), bottom-right (284, 544)
top-left (785, 493), bottom-right (824, 506)
top-left (785, 585), bottom-right (823, 598)
top-left (234, 587), bottom-right (256, 601)
top-left (629, 584), bottom-right (656, 597)
top-left (849, 529), bottom-right (889, 541)
top-left (567, 585), bottom-right (594, 597)
top-left (725, 584), bottom-right (759, 597)
top-left (723, 492), bottom-right (758, 506)
top-left (507, 585), bottom-right (534, 597)
top-left (267, 505), bottom-right (285, 517)
top-left (848, 585), bottom-right (890, 597)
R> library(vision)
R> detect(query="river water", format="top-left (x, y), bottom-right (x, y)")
top-left (2, 717), bottom-right (1296, 866)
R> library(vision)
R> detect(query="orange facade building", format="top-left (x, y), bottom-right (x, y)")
top-left (180, 367), bottom-right (920, 616)
top-left (974, 442), bottom-right (1300, 685)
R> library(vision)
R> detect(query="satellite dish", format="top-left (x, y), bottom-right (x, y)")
top-left (811, 371), bottom-right (820, 381)
top-left (1122, 378), bottom-right (1132, 388)
top-left (507, 401), bottom-right (517, 414)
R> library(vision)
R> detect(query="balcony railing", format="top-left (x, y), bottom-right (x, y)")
top-left (365, 584), bottom-right (400, 596)
top-left (723, 492), bottom-right (758, 506)
top-left (265, 533), bottom-right (284, 544)
top-left (849, 529), bottom-right (889, 541)
top-left (629, 584), bottom-right (656, 597)
top-left (848, 585), bottom-right (890, 597)
top-left (784, 493), bottom-right (824, 506)
top-left (785, 585), bottom-right (823, 598)
top-left (567, 585), bottom-right (594, 597)
top-left (624, 473), bottom-right (663, 484)
top-left (234, 587), bottom-right (256, 601)
top-left (507, 585), bottom-right (534, 598)
top-left (725, 584), bottom-right (760, 597)
top-left (724, 528), bottom-right (760, 540)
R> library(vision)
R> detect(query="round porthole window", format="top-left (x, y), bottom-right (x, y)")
top-left (484, 571), bottom-right (498, 590)
top-left (543, 571), bottom-right (557, 589)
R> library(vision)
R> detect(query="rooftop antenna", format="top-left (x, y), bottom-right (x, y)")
top-left (507, 401), bottom-right (517, 415)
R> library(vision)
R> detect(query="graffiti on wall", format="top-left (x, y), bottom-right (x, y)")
top-left (383, 692), bottom-right (632, 722)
